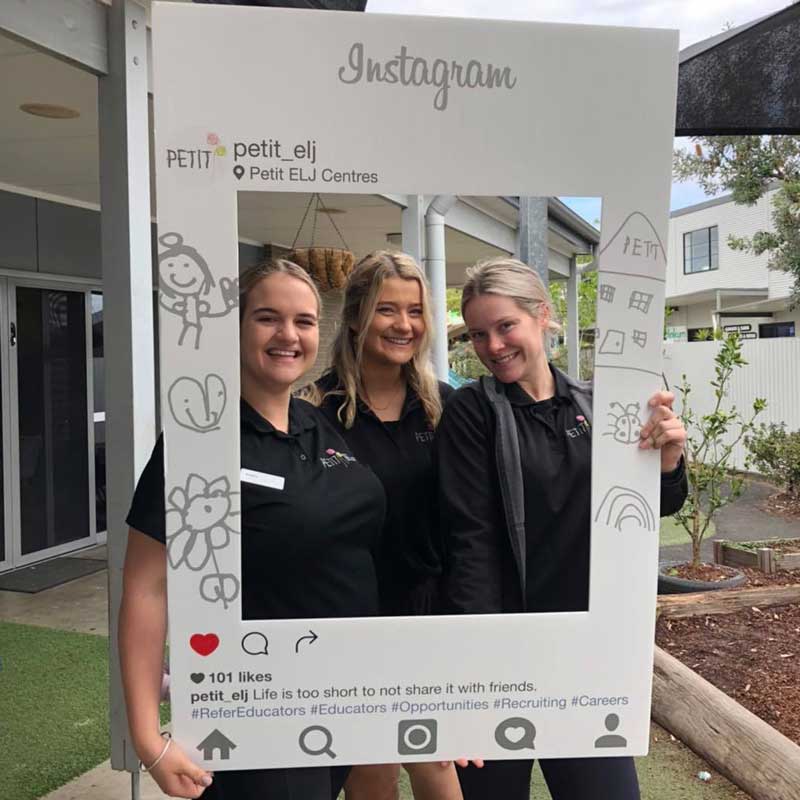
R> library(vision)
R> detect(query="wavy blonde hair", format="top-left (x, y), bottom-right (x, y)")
top-left (310, 250), bottom-right (442, 429)
top-left (461, 256), bottom-right (561, 334)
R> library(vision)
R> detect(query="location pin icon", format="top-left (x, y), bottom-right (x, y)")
top-left (233, 165), bottom-right (245, 180)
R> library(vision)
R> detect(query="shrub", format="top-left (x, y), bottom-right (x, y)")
top-left (745, 423), bottom-right (800, 498)
top-left (673, 333), bottom-right (767, 568)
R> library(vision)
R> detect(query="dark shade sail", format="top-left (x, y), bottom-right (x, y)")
top-left (676, 2), bottom-right (800, 135)
top-left (193, 0), bottom-right (367, 9)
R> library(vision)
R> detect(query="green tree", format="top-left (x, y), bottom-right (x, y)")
top-left (673, 136), bottom-right (800, 308)
top-left (550, 267), bottom-right (597, 379)
top-left (446, 287), bottom-right (462, 318)
top-left (673, 333), bottom-right (767, 568)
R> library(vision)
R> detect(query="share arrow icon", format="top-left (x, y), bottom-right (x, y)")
top-left (295, 630), bottom-right (318, 654)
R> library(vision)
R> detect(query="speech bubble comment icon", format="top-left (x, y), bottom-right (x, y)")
top-left (299, 725), bottom-right (336, 759)
top-left (494, 717), bottom-right (536, 751)
top-left (241, 632), bottom-right (269, 656)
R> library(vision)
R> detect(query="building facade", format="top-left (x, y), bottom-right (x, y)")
top-left (665, 187), bottom-right (798, 341)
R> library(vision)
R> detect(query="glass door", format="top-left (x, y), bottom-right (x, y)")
top-left (0, 279), bottom-right (10, 572)
top-left (6, 280), bottom-right (96, 567)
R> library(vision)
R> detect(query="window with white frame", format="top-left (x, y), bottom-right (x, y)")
top-left (683, 225), bottom-right (719, 274)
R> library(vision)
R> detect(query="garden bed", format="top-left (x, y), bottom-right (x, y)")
top-left (655, 567), bottom-right (800, 748)
top-left (714, 538), bottom-right (800, 573)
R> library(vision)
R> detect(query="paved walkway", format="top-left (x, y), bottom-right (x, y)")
top-left (0, 545), bottom-right (108, 635)
top-left (659, 478), bottom-right (800, 564)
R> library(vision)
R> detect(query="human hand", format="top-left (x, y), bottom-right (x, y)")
top-left (440, 758), bottom-right (485, 768)
top-left (143, 737), bottom-right (213, 798)
top-left (638, 391), bottom-right (686, 473)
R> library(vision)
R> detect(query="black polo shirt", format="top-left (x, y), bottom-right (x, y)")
top-left (316, 372), bottom-right (453, 614)
top-left (437, 365), bottom-right (687, 614)
top-left (127, 398), bottom-right (385, 620)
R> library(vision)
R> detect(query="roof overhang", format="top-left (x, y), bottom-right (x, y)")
top-left (676, 2), bottom-right (800, 135)
top-left (716, 296), bottom-right (794, 315)
top-left (666, 287), bottom-right (768, 307)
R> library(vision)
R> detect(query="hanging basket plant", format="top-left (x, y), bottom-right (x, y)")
top-left (287, 194), bottom-right (355, 291)
top-left (287, 247), bottom-right (355, 291)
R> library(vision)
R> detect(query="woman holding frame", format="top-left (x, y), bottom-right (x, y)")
top-left (119, 260), bottom-right (385, 799)
top-left (436, 257), bottom-right (688, 800)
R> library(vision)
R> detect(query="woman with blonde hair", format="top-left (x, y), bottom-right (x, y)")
top-left (311, 250), bottom-right (462, 800)
top-left (436, 257), bottom-right (688, 800)
top-left (120, 260), bottom-right (384, 799)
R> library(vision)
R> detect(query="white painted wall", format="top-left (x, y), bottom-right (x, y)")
top-left (666, 190), bottom-right (776, 299)
top-left (663, 338), bottom-right (800, 470)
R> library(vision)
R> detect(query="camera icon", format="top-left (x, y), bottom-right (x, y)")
top-left (397, 719), bottom-right (438, 756)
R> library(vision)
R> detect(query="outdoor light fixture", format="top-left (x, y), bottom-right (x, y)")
top-left (19, 103), bottom-right (80, 119)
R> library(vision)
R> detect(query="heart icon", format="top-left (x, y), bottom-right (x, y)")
top-left (505, 726), bottom-right (527, 744)
top-left (190, 673), bottom-right (205, 684)
top-left (190, 633), bottom-right (219, 656)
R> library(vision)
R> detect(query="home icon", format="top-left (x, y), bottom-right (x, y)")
top-left (197, 729), bottom-right (237, 760)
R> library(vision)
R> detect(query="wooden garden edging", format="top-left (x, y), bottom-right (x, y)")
top-left (658, 584), bottom-right (800, 619)
top-left (652, 646), bottom-right (800, 800)
top-left (713, 539), bottom-right (800, 574)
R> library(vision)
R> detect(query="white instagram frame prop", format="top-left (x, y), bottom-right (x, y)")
top-left (152, 2), bottom-right (678, 769)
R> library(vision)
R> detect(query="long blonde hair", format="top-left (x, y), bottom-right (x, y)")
top-left (461, 257), bottom-right (561, 334)
top-left (316, 250), bottom-right (442, 429)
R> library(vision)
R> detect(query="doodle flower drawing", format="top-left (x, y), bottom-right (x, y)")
top-left (165, 473), bottom-right (241, 608)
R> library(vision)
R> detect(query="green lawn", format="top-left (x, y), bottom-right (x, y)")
top-left (660, 515), bottom-right (715, 549)
top-left (0, 621), bottom-right (111, 800)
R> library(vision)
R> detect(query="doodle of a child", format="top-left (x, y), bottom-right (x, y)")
top-left (158, 232), bottom-right (216, 349)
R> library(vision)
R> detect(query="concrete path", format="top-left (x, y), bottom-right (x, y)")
top-left (659, 478), bottom-right (800, 564)
top-left (40, 761), bottom-right (167, 800)
top-left (0, 546), bottom-right (108, 635)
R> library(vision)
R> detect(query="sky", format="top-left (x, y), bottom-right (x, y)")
top-left (367, 0), bottom-right (788, 224)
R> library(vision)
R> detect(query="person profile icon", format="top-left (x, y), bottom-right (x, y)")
top-left (594, 713), bottom-right (627, 748)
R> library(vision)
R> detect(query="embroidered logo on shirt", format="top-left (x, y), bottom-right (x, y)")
top-left (320, 448), bottom-right (357, 469)
top-left (565, 415), bottom-right (591, 439)
top-left (414, 431), bottom-right (435, 443)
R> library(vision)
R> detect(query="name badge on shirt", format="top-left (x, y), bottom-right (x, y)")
top-left (240, 468), bottom-right (285, 491)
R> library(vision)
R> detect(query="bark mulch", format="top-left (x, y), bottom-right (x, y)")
top-left (656, 568), bottom-right (800, 747)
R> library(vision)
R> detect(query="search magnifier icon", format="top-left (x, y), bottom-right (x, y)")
top-left (495, 717), bottom-right (537, 751)
top-left (299, 725), bottom-right (337, 759)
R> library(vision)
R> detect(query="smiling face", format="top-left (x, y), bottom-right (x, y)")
top-left (360, 277), bottom-right (425, 369)
top-left (160, 254), bottom-right (207, 295)
top-left (464, 293), bottom-right (549, 385)
top-left (239, 273), bottom-right (319, 394)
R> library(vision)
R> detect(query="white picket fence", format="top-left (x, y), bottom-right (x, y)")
top-left (662, 338), bottom-right (800, 471)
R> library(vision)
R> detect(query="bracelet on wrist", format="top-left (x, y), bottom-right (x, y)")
top-left (140, 732), bottom-right (172, 772)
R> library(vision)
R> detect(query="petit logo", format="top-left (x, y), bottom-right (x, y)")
top-left (166, 132), bottom-right (227, 170)
top-left (565, 415), bottom-right (591, 439)
top-left (320, 449), bottom-right (357, 469)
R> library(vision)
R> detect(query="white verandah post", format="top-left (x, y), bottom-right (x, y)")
top-left (98, 0), bottom-right (156, 789)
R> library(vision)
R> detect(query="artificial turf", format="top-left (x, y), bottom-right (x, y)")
top-left (0, 621), bottom-right (110, 800)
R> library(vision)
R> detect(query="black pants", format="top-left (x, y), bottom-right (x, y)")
top-left (457, 757), bottom-right (640, 800)
top-left (204, 765), bottom-right (350, 800)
